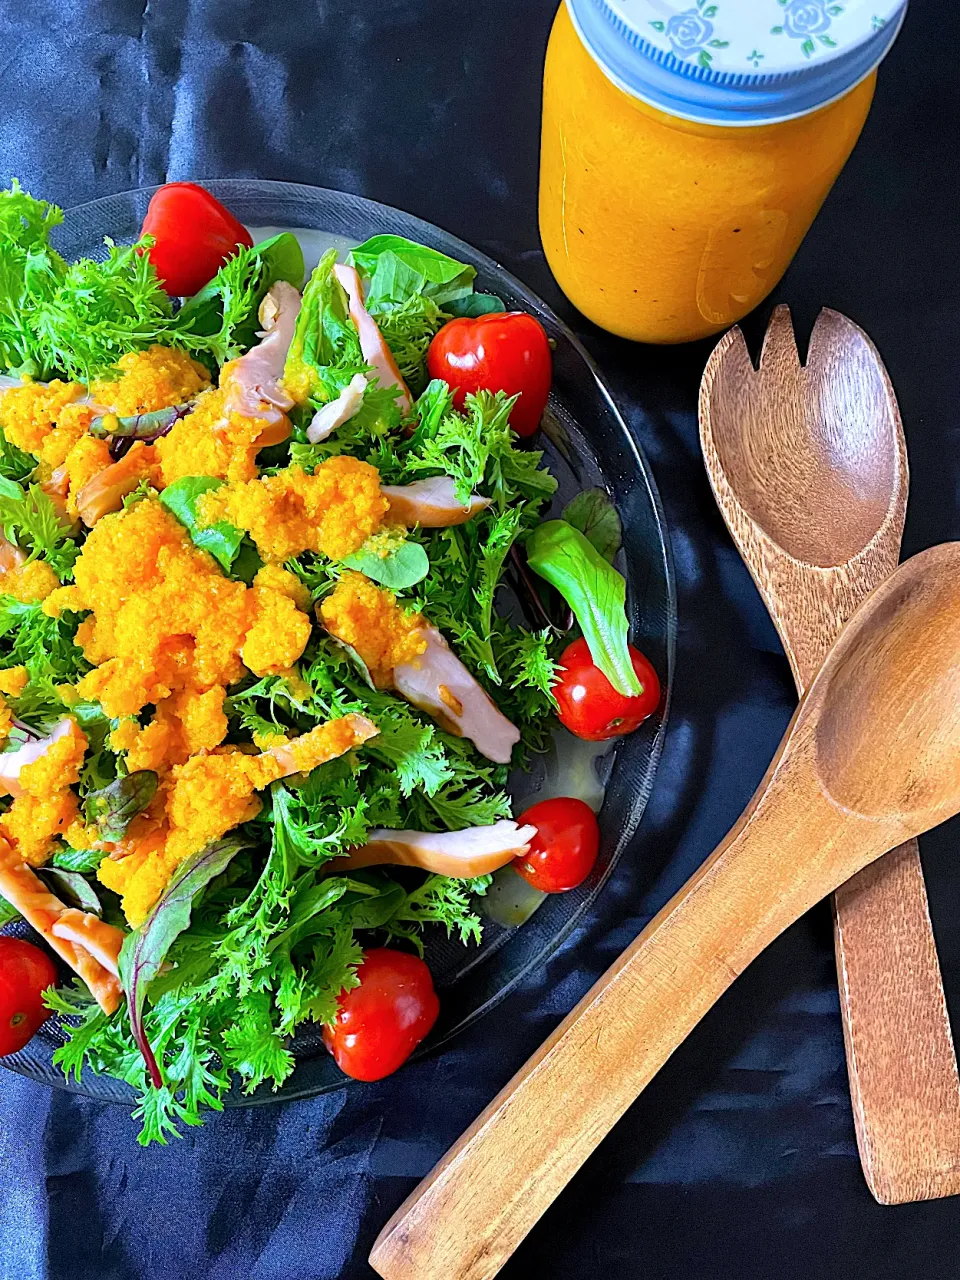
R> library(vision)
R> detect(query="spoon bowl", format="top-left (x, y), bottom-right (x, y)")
top-left (815, 554), bottom-right (960, 821)
top-left (708, 308), bottom-right (901, 567)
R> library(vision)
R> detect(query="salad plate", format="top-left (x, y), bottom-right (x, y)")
top-left (0, 179), bottom-right (674, 1112)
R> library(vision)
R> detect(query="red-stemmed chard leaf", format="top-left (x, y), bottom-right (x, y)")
top-left (118, 837), bottom-right (248, 1088)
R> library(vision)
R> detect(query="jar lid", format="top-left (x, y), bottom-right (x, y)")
top-left (566, 0), bottom-right (908, 124)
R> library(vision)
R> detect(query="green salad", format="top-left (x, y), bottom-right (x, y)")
top-left (0, 181), bottom-right (654, 1143)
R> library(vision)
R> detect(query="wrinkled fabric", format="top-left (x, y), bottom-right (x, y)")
top-left (2, 1), bottom-right (960, 1277)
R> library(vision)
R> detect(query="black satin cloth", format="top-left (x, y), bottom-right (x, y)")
top-left (2, 2), bottom-right (959, 1276)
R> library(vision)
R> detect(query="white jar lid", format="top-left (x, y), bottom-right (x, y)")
top-left (567, 0), bottom-right (908, 124)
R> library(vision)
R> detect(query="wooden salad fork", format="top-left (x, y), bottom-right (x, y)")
top-left (370, 543), bottom-right (960, 1280)
top-left (699, 305), bottom-right (960, 1204)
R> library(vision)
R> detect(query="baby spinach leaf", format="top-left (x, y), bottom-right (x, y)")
top-left (119, 837), bottom-right (249, 1087)
top-left (84, 770), bottom-right (158, 842)
top-left (0, 426), bottom-right (36, 482)
top-left (562, 488), bottom-right (622, 564)
top-left (341, 872), bottom-right (407, 930)
top-left (525, 519), bottom-right (641, 697)
top-left (342, 539), bottom-right (429, 589)
top-left (159, 476), bottom-right (244, 572)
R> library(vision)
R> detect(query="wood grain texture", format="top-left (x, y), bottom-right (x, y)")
top-left (370, 545), bottom-right (960, 1280)
top-left (699, 305), bottom-right (960, 1204)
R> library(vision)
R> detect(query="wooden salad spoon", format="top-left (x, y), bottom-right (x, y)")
top-left (371, 543), bottom-right (960, 1280)
top-left (700, 306), bottom-right (960, 1205)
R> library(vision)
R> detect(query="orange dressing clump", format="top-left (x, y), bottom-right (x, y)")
top-left (156, 386), bottom-right (281, 486)
top-left (0, 667), bottom-right (28, 698)
top-left (0, 559), bottom-right (59, 603)
top-left (0, 720), bottom-right (88, 866)
top-left (242, 566), bottom-right (313, 676)
top-left (44, 497), bottom-right (313, 722)
top-left (0, 347), bottom-right (210, 470)
top-left (98, 718), bottom-right (373, 925)
top-left (320, 571), bottom-right (427, 686)
top-left (0, 379), bottom-right (90, 461)
top-left (110, 686), bottom-right (229, 774)
top-left (198, 455), bottom-right (388, 563)
top-left (90, 346), bottom-right (210, 417)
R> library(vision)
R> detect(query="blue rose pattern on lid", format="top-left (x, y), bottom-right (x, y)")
top-left (653, 6), bottom-right (728, 70)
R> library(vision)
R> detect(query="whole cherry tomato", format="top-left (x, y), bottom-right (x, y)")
top-left (554, 636), bottom-right (660, 741)
top-left (0, 936), bottom-right (57, 1057)
top-left (322, 948), bottom-right (440, 1082)
top-left (140, 182), bottom-right (253, 297)
top-left (514, 797), bottom-right (601, 893)
top-left (427, 312), bottom-right (552, 437)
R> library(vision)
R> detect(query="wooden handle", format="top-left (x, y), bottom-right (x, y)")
top-left (371, 762), bottom-right (883, 1280)
top-left (835, 845), bottom-right (960, 1202)
top-left (781, 563), bottom-right (960, 1205)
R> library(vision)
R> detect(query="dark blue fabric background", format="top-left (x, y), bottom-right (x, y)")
top-left (2, 2), bottom-right (959, 1276)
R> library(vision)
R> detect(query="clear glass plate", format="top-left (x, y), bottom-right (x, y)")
top-left (0, 180), bottom-right (676, 1106)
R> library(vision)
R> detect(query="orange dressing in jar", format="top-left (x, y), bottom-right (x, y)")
top-left (540, 0), bottom-right (907, 343)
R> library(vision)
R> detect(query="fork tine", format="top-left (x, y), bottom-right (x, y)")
top-left (758, 304), bottom-right (800, 374)
top-left (699, 325), bottom-right (754, 432)
top-left (807, 307), bottom-right (873, 374)
top-left (702, 324), bottom-right (753, 389)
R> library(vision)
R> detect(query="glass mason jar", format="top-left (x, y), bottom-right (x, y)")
top-left (540, 0), bottom-right (908, 343)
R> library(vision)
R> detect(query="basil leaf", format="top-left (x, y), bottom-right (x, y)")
top-left (365, 251), bottom-right (427, 310)
top-left (84, 770), bottom-right (158, 841)
top-left (119, 837), bottom-right (248, 1087)
top-left (444, 293), bottom-right (506, 318)
top-left (38, 867), bottom-right (102, 916)
top-left (348, 235), bottom-right (477, 306)
top-left (342, 539), bottom-right (429, 590)
top-left (525, 520), bottom-right (641, 697)
top-left (562, 489), bottom-right (622, 564)
top-left (159, 476), bottom-right (244, 572)
top-left (52, 845), bottom-right (104, 873)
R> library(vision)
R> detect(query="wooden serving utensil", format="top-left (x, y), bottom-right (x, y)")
top-left (371, 544), bottom-right (960, 1280)
top-left (700, 306), bottom-right (960, 1205)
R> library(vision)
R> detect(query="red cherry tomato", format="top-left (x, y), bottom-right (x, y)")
top-left (0, 936), bottom-right (57, 1057)
top-left (322, 948), bottom-right (440, 1082)
top-left (427, 312), bottom-right (552, 437)
top-left (140, 182), bottom-right (254, 297)
top-left (514, 797), bottom-right (601, 893)
top-left (554, 637), bottom-right (660, 742)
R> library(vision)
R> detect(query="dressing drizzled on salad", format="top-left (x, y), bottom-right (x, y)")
top-left (0, 181), bottom-right (659, 1141)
